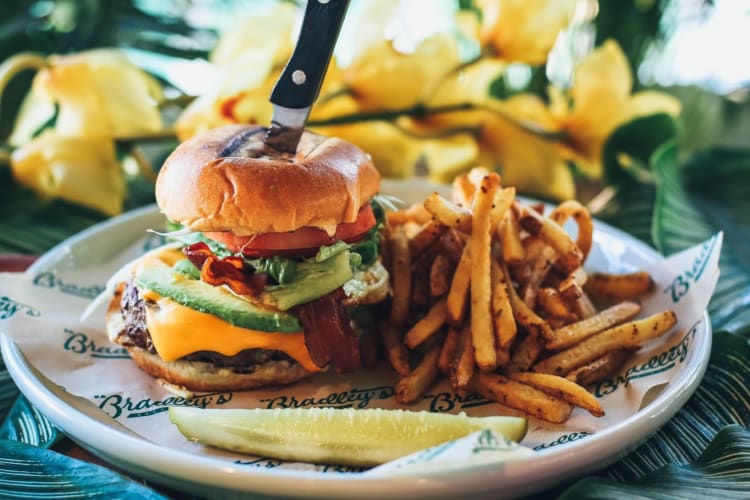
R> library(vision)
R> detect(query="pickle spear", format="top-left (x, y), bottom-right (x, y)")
top-left (169, 407), bottom-right (527, 466)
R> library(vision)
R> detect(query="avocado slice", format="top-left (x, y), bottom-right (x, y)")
top-left (265, 250), bottom-right (354, 311)
top-left (135, 263), bottom-right (302, 332)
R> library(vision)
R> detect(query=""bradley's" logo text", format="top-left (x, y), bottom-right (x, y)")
top-left (96, 391), bottom-right (232, 419)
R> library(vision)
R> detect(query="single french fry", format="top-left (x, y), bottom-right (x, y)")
top-left (438, 327), bottom-right (461, 374)
top-left (559, 268), bottom-right (588, 300)
top-left (430, 254), bottom-right (453, 297)
top-left (453, 322), bottom-right (475, 391)
top-left (505, 330), bottom-right (545, 373)
top-left (509, 372), bottom-right (604, 417)
top-left (387, 203), bottom-right (432, 226)
top-left (381, 323), bottom-right (410, 377)
top-left (396, 344), bottom-right (440, 404)
top-left (537, 288), bottom-right (575, 320)
top-left (584, 271), bottom-right (656, 302)
top-left (566, 349), bottom-right (630, 386)
top-left (446, 244), bottom-right (472, 325)
top-left (534, 310), bottom-right (678, 375)
top-left (495, 345), bottom-right (510, 369)
top-left (467, 167), bottom-right (492, 186)
top-left (424, 192), bottom-right (473, 233)
top-left (490, 187), bottom-right (515, 231)
top-left (549, 200), bottom-right (593, 260)
top-left (404, 299), bottom-right (449, 349)
top-left (389, 227), bottom-right (411, 328)
top-left (502, 264), bottom-right (555, 343)
top-left (490, 259), bottom-right (517, 349)
top-left (452, 173), bottom-right (476, 206)
top-left (471, 373), bottom-right (573, 424)
top-left (548, 302), bottom-right (641, 350)
top-left (518, 201), bottom-right (583, 274)
top-left (558, 272), bottom-right (597, 319)
top-left (470, 173), bottom-right (500, 371)
top-left (402, 221), bottom-right (423, 239)
top-left (424, 187), bottom-right (514, 237)
top-left (521, 245), bottom-right (557, 307)
top-left (575, 291), bottom-right (598, 319)
top-left (498, 209), bottom-right (524, 265)
top-left (434, 228), bottom-right (466, 264)
top-left (409, 219), bottom-right (446, 258)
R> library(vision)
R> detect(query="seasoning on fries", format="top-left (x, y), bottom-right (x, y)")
top-left (381, 167), bottom-right (678, 423)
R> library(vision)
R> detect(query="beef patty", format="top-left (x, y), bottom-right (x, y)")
top-left (117, 280), bottom-right (297, 374)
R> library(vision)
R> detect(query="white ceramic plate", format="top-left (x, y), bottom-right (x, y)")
top-left (2, 179), bottom-right (711, 499)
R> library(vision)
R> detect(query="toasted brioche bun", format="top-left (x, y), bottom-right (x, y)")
top-left (124, 345), bottom-right (314, 392)
top-left (106, 287), bottom-right (315, 392)
top-left (156, 125), bottom-right (381, 236)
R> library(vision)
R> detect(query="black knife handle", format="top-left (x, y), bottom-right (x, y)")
top-left (270, 0), bottom-right (350, 110)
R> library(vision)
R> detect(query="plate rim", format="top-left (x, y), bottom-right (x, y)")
top-left (1, 180), bottom-right (713, 499)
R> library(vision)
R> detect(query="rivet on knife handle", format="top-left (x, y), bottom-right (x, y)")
top-left (265, 0), bottom-right (350, 154)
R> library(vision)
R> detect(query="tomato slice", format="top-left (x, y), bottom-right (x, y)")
top-left (205, 204), bottom-right (376, 257)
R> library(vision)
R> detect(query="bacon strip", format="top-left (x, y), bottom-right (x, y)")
top-left (296, 290), bottom-right (360, 373)
top-left (184, 242), bottom-right (213, 269)
top-left (184, 242), bottom-right (266, 296)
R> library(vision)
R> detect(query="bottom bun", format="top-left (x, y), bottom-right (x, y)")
top-left (106, 289), bottom-right (316, 392)
top-left (124, 345), bottom-right (315, 392)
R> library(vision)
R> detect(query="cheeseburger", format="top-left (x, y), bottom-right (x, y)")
top-left (106, 125), bottom-right (389, 391)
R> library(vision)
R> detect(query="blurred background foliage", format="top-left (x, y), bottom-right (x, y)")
top-left (0, 0), bottom-right (748, 254)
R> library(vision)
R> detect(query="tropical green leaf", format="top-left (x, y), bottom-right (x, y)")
top-left (0, 359), bottom-right (19, 423)
top-left (651, 144), bottom-right (750, 335)
top-left (604, 330), bottom-right (750, 479)
top-left (559, 424), bottom-right (750, 499)
top-left (590, 180), bottom-right (656, 246)
top-left (557, 330), bottom-right (750, 497)
top-left (0, 395), bottom-right (60, 448)
top-left (0, 439), bottom-right (167, 499)
top-left (602, 113), bottom-right (679, 186)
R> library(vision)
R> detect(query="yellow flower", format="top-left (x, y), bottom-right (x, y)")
top-left (11, 131), bottom-right (125, 215)
top-left (314, 118), bottom-right (423, 179)
top-left (552, 40), bottom-right (681, 177)
top-left (480, 96), bottom-right (574, 200)
top-left (210, 4), bottom-right (296, 71)
top-left (27, 49), bottom-right (162, 140)
top-left (426, 58), bottom-right (508, 107)
top-left (345, 33), bottom-right (461, 111)
top-left (429, 95), bottom-right (573, 199)
top-left (477, 0), bottom-right (577, 64)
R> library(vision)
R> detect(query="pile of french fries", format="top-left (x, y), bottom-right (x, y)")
top-left (381, 168), bottom-right (677, 423)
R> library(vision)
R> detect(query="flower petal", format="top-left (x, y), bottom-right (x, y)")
top-left (210, 3), bottom-right (296, 69)
top-left (557, 40), bottom-right (680, 178)
top-left (423, 133), bottom-right (480, 183)
top-left (313, 121), bottom-right (423, 178)
top-left (37, 49), bottom-right (162, 139)
top-left (427, 59), bottom-right (507, 106)
top-left (629, 90), bottom-right (682, 118)
top-left (478, 0), bottom-right (576, 65)
top-left (480, 96), bottom-right (574, 200)
top-left (346, 34), bottom-right (461, 111)
top-left (10, 131), bottom-right (124, 215)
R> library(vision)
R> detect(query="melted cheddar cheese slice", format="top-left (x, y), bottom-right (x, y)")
top-left (144, 296), bottom-right (321, 372)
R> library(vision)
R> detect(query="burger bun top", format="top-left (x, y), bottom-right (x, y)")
top-left (156, 125), bottom-right (380, 236)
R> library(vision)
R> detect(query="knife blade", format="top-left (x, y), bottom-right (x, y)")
top-left (265, 0), bottom-right (350, 155)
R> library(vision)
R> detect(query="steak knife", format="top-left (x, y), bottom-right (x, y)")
top-left (264, 0), bottom-right (350, 154)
